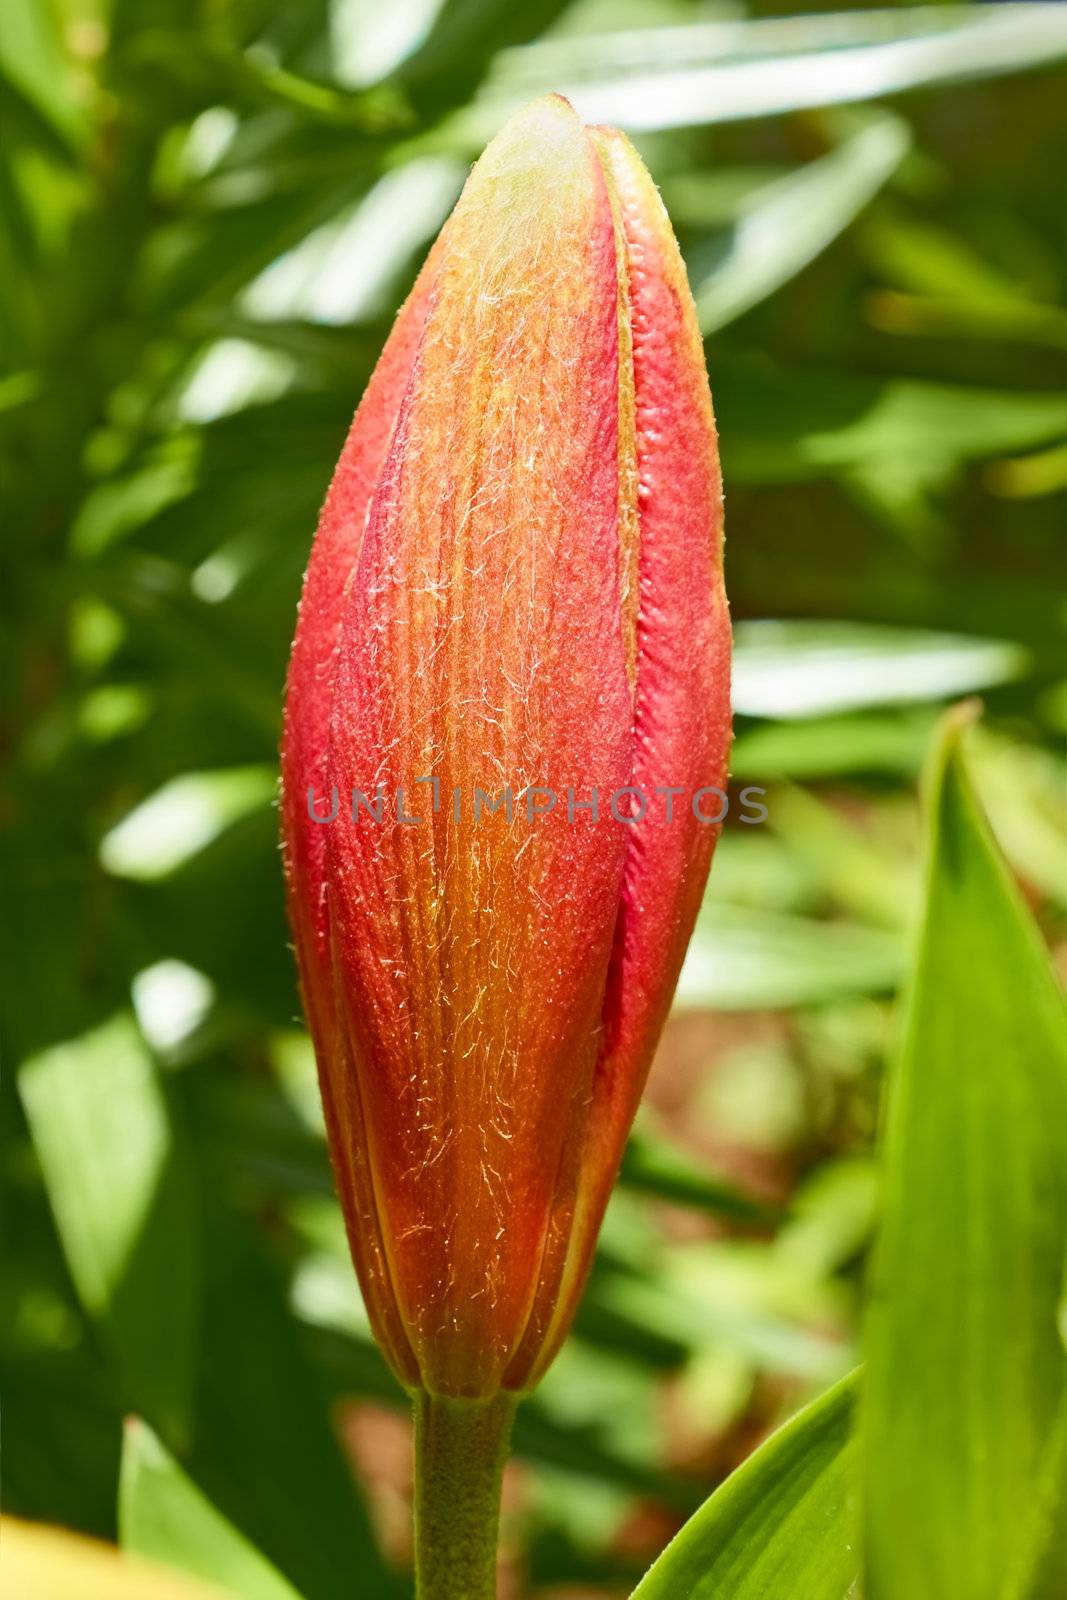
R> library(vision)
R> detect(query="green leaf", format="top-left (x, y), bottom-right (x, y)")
top-left (120, 1419), bottom-right (302, 1600)
top-left (620, 1127), bottom-right (778, 1226)
top-left (677, 904), bottom-right (902, 1011)
top-left (592, 1241), bottom-right (851, 1384)
top-left (394, 0), bottom-right (573, 113)
top-left (184, 1202), bottom-right (398, 1600)
top-left (630, 1371), bottom-right (859, 1598)
top-left (18, 1013), bottom-right (201, 1441)
top-left (692, 113), bottom-right (909, 333)
top-left (716, 362), bottom-right (1067, 486)
top-left (1021, 1388), bottom-right (1067, 1599)
top-left (968, 728), bottom-right (1067, 910)
top-left (731, 708), bottom-right (938, 783)
top-left (0, 0), bottom-right (84, 149)
top-left (863, 708), bottom-right (1067, 1600)
top-left (461, 5), bottom-right (1067, 138)
top-left (99, 767), bottom-right (277, 881)
top-left (732, 622), bottom-right (1029, 720)
top-left (767, 783), bottom-right (916, 930)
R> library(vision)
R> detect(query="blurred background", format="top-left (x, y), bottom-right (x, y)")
top-left (2, 1), bottom-right (1066, 1596)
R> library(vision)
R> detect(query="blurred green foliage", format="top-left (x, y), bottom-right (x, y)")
top-left (3, 1), bottom-right (1067, 1596)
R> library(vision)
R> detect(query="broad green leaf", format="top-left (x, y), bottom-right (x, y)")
top-left (18, 1013), bottom-right (200, 1441)
top-left (631, 1371), bottom-right (859, 1598)
top-left (460, 5), bottom-right (1067, 137)
top-left (863, 710), bottom-right (1067, 1599)
top-left (692, 114), bottom-right (909, 332)
top-left (184, 1202), bottom-right (397, 1600)
top-left (0, 0), bottom-right (84, 148)
top-left (120, 1420), bottom-right (302, 1600)
top-left (677, 904), bottom-right (901, 1011)
top-left (1021, 1388), bottom-right (1067, 1599)
top-left (732, 621), bottom-right (1028, 718)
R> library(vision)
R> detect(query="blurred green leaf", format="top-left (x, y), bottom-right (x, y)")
top-left (1022, 1389), bottom-right (1067, 1599)
top-left (631, 1371), bottom-right (858, 1598)
top-left (396, 0), bottom-right (573, 113)
top-left (595, 1243), bottom-right (851, 1383)
top-left (731, 708), bottom-right (937, 782)
top-left (99, 767), bottom-right (277, 882)
top-left (464, 5), bottom-right (1067, 137)
top-left (120, 1419), bottom-right (302, 1600)
top-left (0, 0), bottom-right (85, 149)
top-left (968, 728), bottom-right (1067, 910)
top-left (732, 621), bottom-right (1028, 719)
top-left (767, 783), bottom-right (916, 929)
top-left (717, 363), bottom-right (1067, 486)
top-left (862, 206), bottom-right (1067, 354)
top-left (18, 1013), bottom-right (200, 1442)
top-left (185, 1202), bottom-right (397, 1600)
top-left (678, 904), bottom-right (901, 1011)
top-left (863, 710), bottom-right (1067, 1599)
top-left (692, 113), bottom-right (909, 333)
top-left (621, 1126), bottom-right (778, 1226)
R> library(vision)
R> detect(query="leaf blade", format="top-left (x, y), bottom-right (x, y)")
top-left (631, 1372), bottom-right (859, 1599)
top-left (18, 1013), bottom-right (201, 1442)
top-left (120, 1420), bottom-right (302, 1600)
top-left (863, 710), bottom-right (1067, 1599)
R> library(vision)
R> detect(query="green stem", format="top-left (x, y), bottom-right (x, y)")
top-left (413, 1390), bottom-right (517, 1600)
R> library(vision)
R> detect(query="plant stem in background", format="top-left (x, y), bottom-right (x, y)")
top-left (413, 1392), bottom-right (518, 1600)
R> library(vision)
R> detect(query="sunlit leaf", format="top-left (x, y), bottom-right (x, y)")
top-left (863, 709), bottom-right (1067, 1599)
top-left (462, 5), bottom-right (1067, 136)
top-left (99, 767), bottom-right (277, 881)
top-left (0, 0), bottom-right (84, 149)
top-left (241, 156), bottom-right (462, 324)
top-left (630, 1371), bottom-right (858, 1598)
top-left (18, 1014), bottom-right (200, 1442)
top-left (330, 0), bottom-right (446, 89)
top-left (120, 1420), bottom-right (302, 1600)
top-left (732, 622), bottom-right (1028, 718)
top-left (692, 113), bottom-right (909, 332)
top-left (677, 903), bottom-right (901, 1011)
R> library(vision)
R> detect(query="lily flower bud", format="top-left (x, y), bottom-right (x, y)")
top-left (281, 96), bottom-right (730, 1401)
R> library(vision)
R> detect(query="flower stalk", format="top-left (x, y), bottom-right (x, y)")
top-left (413, 1393), bottom-right (517, 1600)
